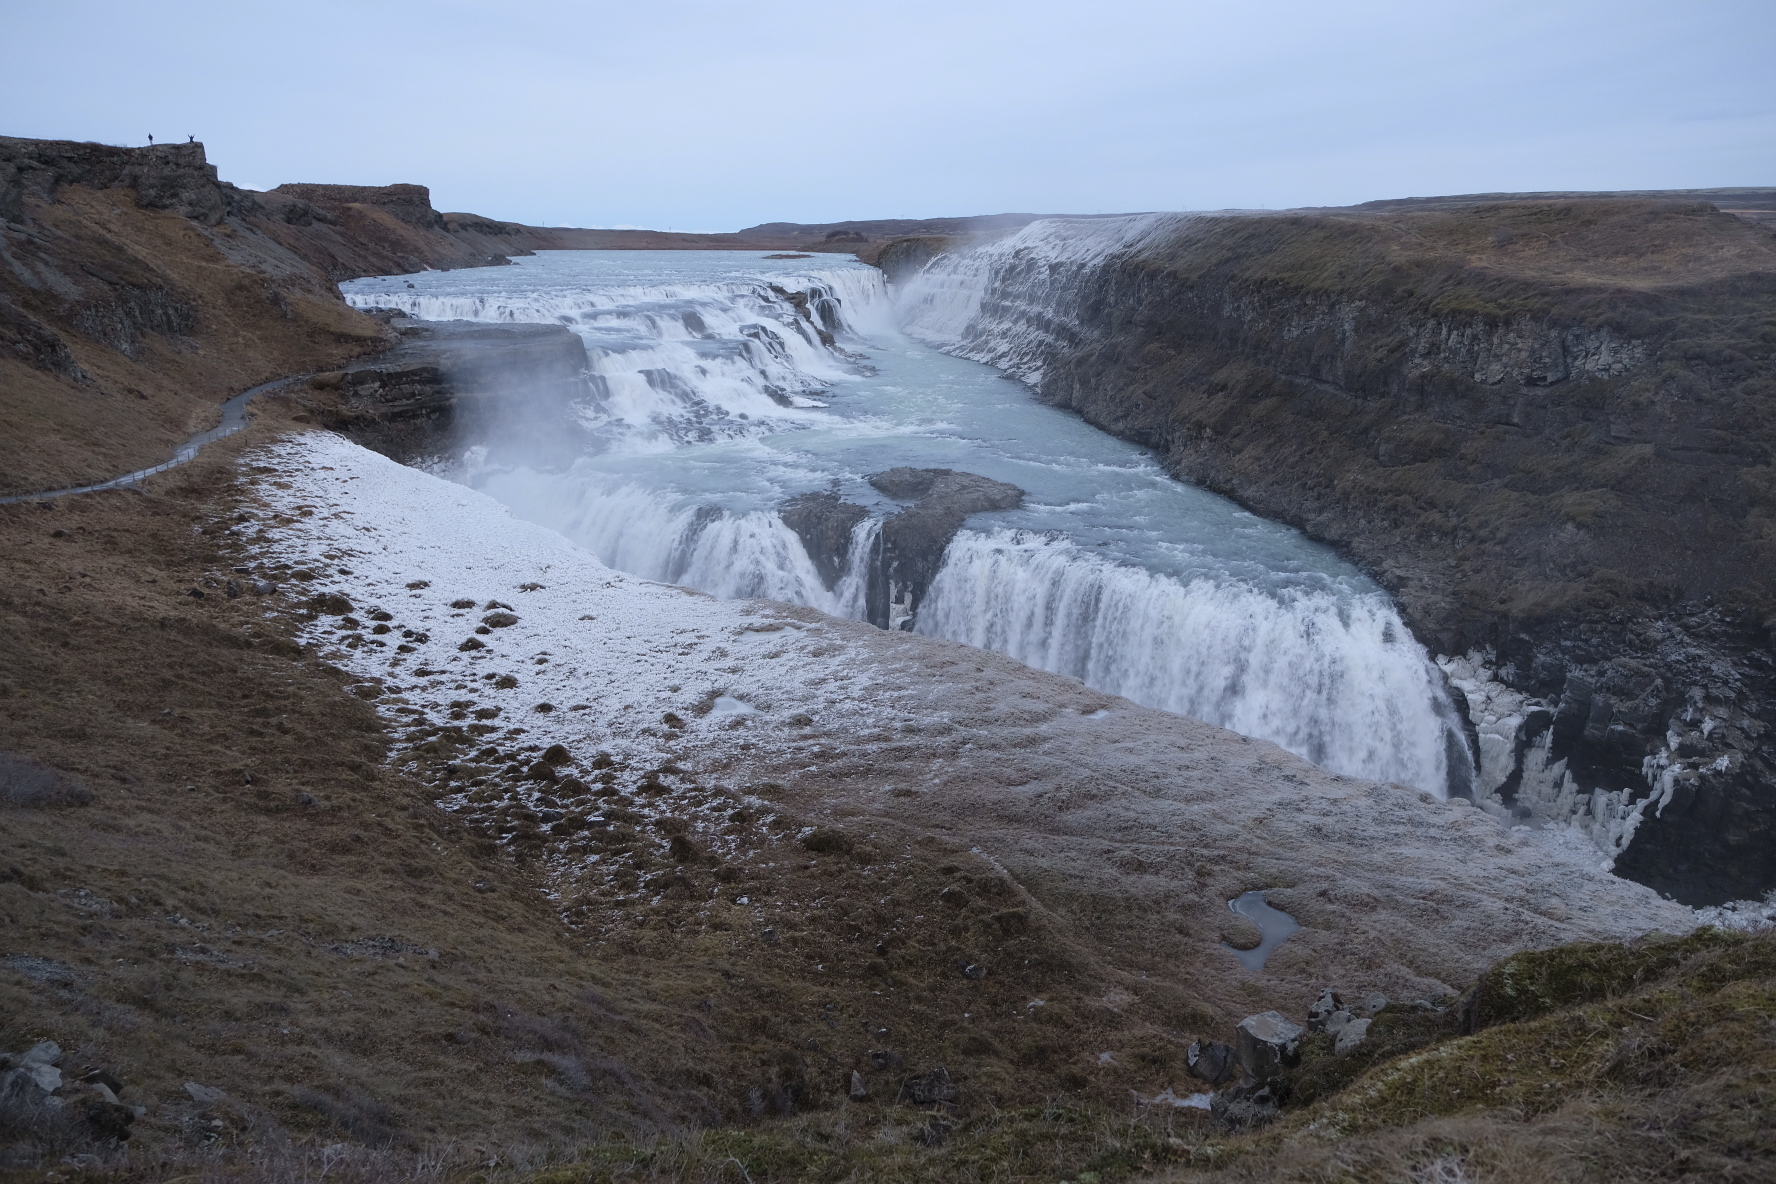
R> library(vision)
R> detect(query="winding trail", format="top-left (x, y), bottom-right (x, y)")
top-left (0, 374), bottom-right (302, 505)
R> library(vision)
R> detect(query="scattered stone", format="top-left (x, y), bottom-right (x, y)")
top-left (662, 712), bottom-right (685, 728)
top-left (225, 580), bottom-right (242, 599)
top-left (458, 637), bottom-right (486, 652)
top-left (253, 580), bottom-right (278, 594)
top-left (482, 611), bottom-right (519, 628)
top-left (1236, 1011), bottom-right (1303, 1083)
top-left (450, 599), bottom-right (476, 609)
top-left (1186, 1040), bottom-right (1236, 1085)
top-left (1363, 991), bottom-right (1390, 1016)
top-left (406, 580), bottom-right (430, 590)
top-left (870, 1050), bottom-right (905, 1070)
top-left (1307, 988), bottom-right (1344, 1031)
top-left (1335, 1017), bottom-right (1372, 1057)
top-left (187, 587), bottom-right (206, 599)
top-left (183, 1082), bottom-right (227, 1105)
top-left (541, 744), bottom-right (572, 765)
top-left (494, 674), bottom-right (519, 689)
top-left (308, 592), bottom-right (352, 615)
top-left (484, 599), bottom-right (513, 611)
top-left (960, 961), bottom-right (986, 980)
top-left (534, 702), bottom-right (555, 713)
top-left (80, 1069), bottom-right (124, 1095)
top-left (24, 1061), bottom-right (62, 1092)
top-left (849, 1069), bottom-right (868, 1101)
top-left (526, 762), bottom-right (558, 782)
top-left (903, 1065), bottom-right (958, 1106)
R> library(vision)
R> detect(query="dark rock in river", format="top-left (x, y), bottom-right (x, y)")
top-left (312, 317), bottom-right (593, 468)
top-left (869, 469), bottom-right (1022, 629)
top-left (779, 488), bottom-right (870, 589)
top-left (778, 468), bottom-right (1024, 632)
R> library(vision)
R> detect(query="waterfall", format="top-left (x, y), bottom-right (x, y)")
top-left (341, 248), bottom-right (1471, 797)
top-left (345, 259), bottom-right (893, 450)
top-left (895, 213), bottom-right (1194, 381)
top-left (473, 467), bottom-right (879, 620)
top-left (918, 529), bottom-right (1456, 789)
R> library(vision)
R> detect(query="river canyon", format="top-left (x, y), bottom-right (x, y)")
top-left (340, 250), bottom-right (1472, 800)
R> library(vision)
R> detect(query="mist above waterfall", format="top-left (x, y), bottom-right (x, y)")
top-left (340, 248), bottom-right (1472, 795)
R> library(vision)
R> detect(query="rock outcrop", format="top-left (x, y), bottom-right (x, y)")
top-left (305, 314), bottom-right (592, 465)
top-left (779, 467), bottom-right (1024, 631)
top-left (900, 198), bottom-right (1776, 905)
top-left (0, 135), bottom-right (591, 495)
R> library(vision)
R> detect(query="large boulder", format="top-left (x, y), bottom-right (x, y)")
top-left (1236, 1011), bottom-right (1304, 1082)
top-left (1185, 1040), bottom-right (1237, 1085)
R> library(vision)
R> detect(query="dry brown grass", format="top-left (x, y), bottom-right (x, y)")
top-left (0, 415), bottom-right (1237, 1176)
top-left (0, 187), bottom-right (385, 496)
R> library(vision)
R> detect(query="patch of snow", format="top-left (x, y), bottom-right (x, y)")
top-left (241, 431), bottom-right (1703, 1001)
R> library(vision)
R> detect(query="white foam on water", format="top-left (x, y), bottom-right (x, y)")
top-left (919, 528), bottom-right (1455, 789)
top-left (338, 247), bottom-right (1469, 797)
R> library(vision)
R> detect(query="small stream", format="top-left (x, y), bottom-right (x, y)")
top-left (1224, 891), bottom-right (1302, 971)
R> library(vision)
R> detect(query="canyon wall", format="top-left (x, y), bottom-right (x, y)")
top-left (897, 201), bottom-right (1776, 905)
top-left (0, 136), bottom-right (573, 494)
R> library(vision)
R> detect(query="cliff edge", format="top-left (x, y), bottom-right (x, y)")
top-left (899, 198), bottom-right (1776, 905)
top-left (0, 137), bottom-right (558, 495)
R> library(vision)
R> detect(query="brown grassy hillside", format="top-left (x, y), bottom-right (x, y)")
top-left (2, 139), bottom-right (1770, 1181)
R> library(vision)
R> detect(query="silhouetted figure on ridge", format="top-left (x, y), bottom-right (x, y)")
top-left (188, 135), bottom-right (194, 143)
top-left (147, 134), bottom-right (153, 145)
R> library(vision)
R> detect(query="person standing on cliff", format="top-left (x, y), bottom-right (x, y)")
top-left (147, 134), bottom-right (153, 145)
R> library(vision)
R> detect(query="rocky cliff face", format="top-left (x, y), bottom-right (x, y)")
top-left (0, 136), bottom-right (560, 495)
top-left (900, 201), bottom-right (1776, 905)
top-left (303, 313), bottom-right (593, 467)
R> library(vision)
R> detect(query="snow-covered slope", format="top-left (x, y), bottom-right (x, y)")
top-left (244, 431), bottom-right (1696, 1019)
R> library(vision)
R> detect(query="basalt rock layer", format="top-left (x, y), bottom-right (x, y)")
top-left (303, 313), bottom-right (592, 466)
top-left (901, 199), bottom-right (1776, 905)
top-left (780, 467), bottom-right (1024, 631)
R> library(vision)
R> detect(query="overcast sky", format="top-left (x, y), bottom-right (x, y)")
top-left (5, 0), bottom-right (1772, 230)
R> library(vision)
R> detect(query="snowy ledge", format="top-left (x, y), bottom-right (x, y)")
top-left (240, 431), bottom-right (1699, 1014)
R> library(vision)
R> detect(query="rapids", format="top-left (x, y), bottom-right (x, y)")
top-left (341, 249), bottom-right (1471, 795)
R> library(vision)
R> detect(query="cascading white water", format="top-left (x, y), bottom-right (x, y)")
top-left (895, 213), bottom-right (1194, 382)
top-left (341, 247), bottom-right (1471, 796)
top-left (472, 467), bottom-right (879, 620)
top-left (921, 529), bottom-right (1454, 785)
top-left (345, 255), bottom-right (892, 448)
